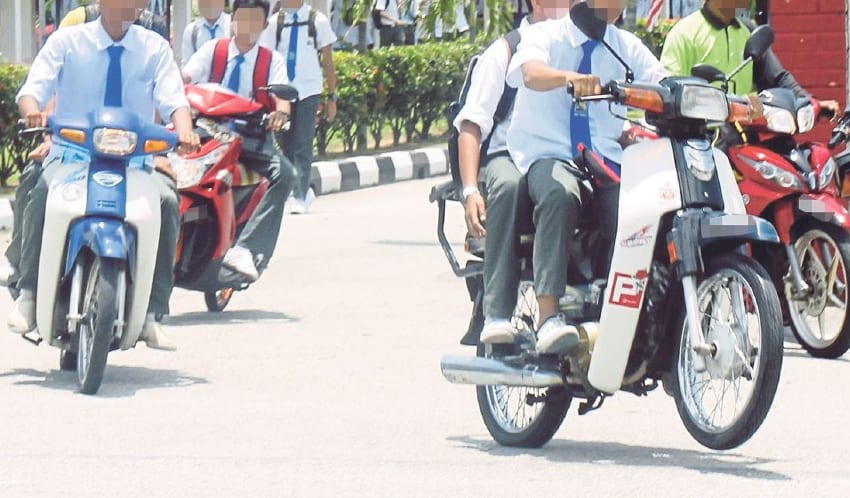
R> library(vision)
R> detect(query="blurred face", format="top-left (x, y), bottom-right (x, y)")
top-left (199, 0), bottom-right (226, 19)
top-left (232, 7), bottom-right (269, 45)
top-left (536, 0), bottom-right (573, 20)
top-left (712, 0), bottom-right (751, 8)
top-left (586, 0), bottom-right (626, 23)
top-left (99, 0), bottom-right (147, 29)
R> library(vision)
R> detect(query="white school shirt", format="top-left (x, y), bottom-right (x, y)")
top-left (182, 39), bottom-right (289, 100)
top-left (505, 16), bottom-right (667, 174)
top-left (17, 20), bottom-right (188, 123)
top-left (453, 16), bottom-right (530, 157)
top-left (258, 3), bottom-right (337, 100)
top-left (375, 0), bottom-right (400, 27)
top-left (181, 12), bottom-right (232, 65)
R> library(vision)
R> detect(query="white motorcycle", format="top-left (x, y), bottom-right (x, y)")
top-left (18, 108), bottom-right (176, 394)
top-left (433, 26), bottom-right (785, 450)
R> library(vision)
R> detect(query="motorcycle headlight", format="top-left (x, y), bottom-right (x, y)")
top-left (797, 104), bottom-right (816, 134)
top-left (679, 85), bottom-right (729, 122)
top-left (736, 153), bottom-right (806, 191)
top-left (170, 147), bottom-right (227, 189)
top-left (819, 157), bottom-right (837, 189)
top-left (764, 106), bottom-right (797, 134)
top-left (93, 128), bottom-right (138, 156)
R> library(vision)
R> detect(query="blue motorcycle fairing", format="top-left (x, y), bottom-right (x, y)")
top-left (63, 217), bottom-right (136, 278)
top-left (48, 107), bottom-right (176, 159)
top-left (86, 157), bottom-right (127, 219)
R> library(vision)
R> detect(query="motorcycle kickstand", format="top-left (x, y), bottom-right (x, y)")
top-left (578, 393), bottom-right (606, 415)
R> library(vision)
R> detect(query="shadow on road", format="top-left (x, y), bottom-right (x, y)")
top-left (165, 309), bottom-right (299, 327)
top-left (0, 366), bottom-right (208, 398)
top-left (447, 436), bottom-right (791, 481)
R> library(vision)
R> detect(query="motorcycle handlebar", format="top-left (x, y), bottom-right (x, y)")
top-left (829, 115), bottom-right (850, 149)
top-left (17, 119), bottom-right (50, 137)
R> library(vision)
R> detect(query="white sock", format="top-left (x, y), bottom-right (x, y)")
top-left (484, 318), bottom-right (511, 327)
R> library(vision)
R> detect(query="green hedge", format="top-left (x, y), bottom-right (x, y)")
top-left (0, 64), bottom-right (38, 186)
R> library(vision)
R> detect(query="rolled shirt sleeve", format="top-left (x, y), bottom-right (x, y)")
top-left (182, 39), bottom-right (217, 84)
top-left (152, 38), bottom-right (190, 121)
top-left (452, 38), bottom-right (511, 138)
top-left (506, 22), bottom-right (552, 89)
top-left (16, 30), bottom-right (67, 109)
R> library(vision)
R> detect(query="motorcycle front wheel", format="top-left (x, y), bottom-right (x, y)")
top-left (476, 281), bottom-right (571, 448)
top-left (205, 288), bottom-right (234, 312)
top-left (787, 222), bottom-right (850, 359)
top-left (76, 257), bottom-right (120, 395)
top-left (672, 253), bottom-right (783, 450)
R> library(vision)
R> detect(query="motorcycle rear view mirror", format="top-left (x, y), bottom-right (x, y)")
top-left (691, 64), bottom-right (727, 85)
top-left (743, 25), bottom-right (775, 61)
top-left (264, 84), bottom-right (299, 102)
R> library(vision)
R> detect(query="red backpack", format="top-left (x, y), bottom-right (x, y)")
top-left (209, 39), bottom-right (275, 112)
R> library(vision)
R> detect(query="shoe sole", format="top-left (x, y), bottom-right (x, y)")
top-left (536, 331), bottom-right (580, 355)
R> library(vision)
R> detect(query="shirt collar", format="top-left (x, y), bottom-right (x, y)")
top-left (229, 38), bottom-right (260, 63)
top-left (286, 3), bottom-right (310, 20)
top-left (203, 14), bottom-right (224, 29)
top-left (700, 4), bottom-right (740, 29)
top-left (564, 13), bottom-right (606, 48)
top-left (519, 16), bottom-right (530, 28)
top-left (93, 19), bottom-right (137, 51)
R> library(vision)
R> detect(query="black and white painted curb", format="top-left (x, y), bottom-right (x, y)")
top-left (308, 146), bottom-right (449, 196)
top-left (0, 146), bottom-right (450, 232)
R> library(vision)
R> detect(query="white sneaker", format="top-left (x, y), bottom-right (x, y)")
top-left (139, 314), bottom-right (176, 351)
top-left (288, 198), bottom-right (307, 215)
top-left (481, 319), bottom-right (519, 344)
top-left (8, 290), bottom-right (35, 334)
top-left (304, 187), bottom-right (316, 210)
top-left (536, 314), bottom-right (580, 355)
top-left (0, 260), bottom-right (19, 287)
top-left (222, 245), bottom-right (259, 282)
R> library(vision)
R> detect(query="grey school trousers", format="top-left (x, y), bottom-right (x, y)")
top-left (280, 94), bottom-right (321, 201)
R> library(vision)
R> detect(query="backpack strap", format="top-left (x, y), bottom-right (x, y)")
top-left (479, 29), bottom-right (522, 164)
top-left (209, 38), bottom-right (230, 84)
top-left (277, 7), bottom-right (319, 49)
top-left (253, 46), bottom-right (276, 112)
top-left (84, 4), bottom-right (99, 23)
top-left (192, 21), bottom-right (201, 52)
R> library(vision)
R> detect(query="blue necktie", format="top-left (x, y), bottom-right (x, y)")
top-left (205, 24), bottom-right (218, 40)
top-left (571, 39), bottom-right (598, 158)
top-left (287, 12), bottom-right (299, 80)
top-left (228, 54), bottom-right (245, 94)
top-left (104, 45), bottom-right (124, 107)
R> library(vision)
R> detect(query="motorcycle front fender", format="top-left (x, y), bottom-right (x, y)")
top-left (699, 212), bottom-right (781, 246)
top-left (797, 194), bottom-right (850, 229)
top-left (64, 217), bottom-right (135, 278)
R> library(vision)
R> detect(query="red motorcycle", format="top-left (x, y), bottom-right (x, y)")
top-left (625, 77), bottom-right (850, 358)
top-left (170, 83), bottom-right (296, 311)
top-left (721, 89), bottom-right (850, 359)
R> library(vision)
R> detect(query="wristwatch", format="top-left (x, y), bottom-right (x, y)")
top-left (462, 185), bottom-right (480, 200)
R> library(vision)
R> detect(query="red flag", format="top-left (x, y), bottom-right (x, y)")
top-left (647, 0), bottom-right (665, 29)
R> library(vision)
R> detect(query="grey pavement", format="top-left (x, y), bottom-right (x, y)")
top-left (0, 177), bottom-right (848, 497)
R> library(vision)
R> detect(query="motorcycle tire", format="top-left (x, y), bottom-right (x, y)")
top-left (76, 257), bottom-right (120, 395)
top-left (475, 281), bottom-right (571, 448)
top-left (787, 222), bottom-right (850, 359)
top-left (672, 253), bottom-right (783, 450)
top-left (205, 288), bottom-right (234, 312)
top-left (59, 350), bottom-right (77, 371)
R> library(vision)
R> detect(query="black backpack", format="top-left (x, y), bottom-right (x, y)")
top-left (372, 0), bottom-right (387, 27)
top-left (276, 6), bottom-right (319, 49)
top-left (447, 29), bottom-right (522, 187)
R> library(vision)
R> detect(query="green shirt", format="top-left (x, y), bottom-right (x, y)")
top-left (660, 9), bottom-right (754, 95)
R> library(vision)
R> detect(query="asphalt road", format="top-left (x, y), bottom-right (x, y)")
top-left (0, 176), bottom-right (848, 497)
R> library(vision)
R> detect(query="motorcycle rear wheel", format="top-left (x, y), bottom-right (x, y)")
top-left (787, 222), bottom-right (850, 359)
top-left (76, 257), bottom-right (120, 395)
top-left (205, 288), bottom-right (234, 312)
top-left (476, 281), bottom-right (571, 448)
top-left (672, 253), bottom-right (783, 450)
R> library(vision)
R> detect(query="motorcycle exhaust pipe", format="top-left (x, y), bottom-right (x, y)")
top-left (440, 355), bottom-right (565, 388)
